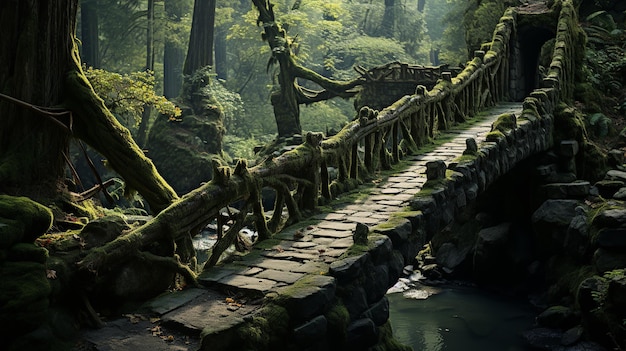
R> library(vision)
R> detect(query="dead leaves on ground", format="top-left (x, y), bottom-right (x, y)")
top-left (121, 314), bottom-right (187, 344)
top-left (224, 296), bottom-right (244, 311)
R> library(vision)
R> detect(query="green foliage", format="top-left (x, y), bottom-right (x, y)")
top-left (463, 0), bottom-right (509, 57)
top-left (579, 14), bottom-right (626, 115)
top-left (590, 269), bottom-right (626, 347)
top-left (422, 0), bottom-right (467, 65)
top-left (325, 36), bottom-right (413, 78)
top-left (301, 99), bottom-right (351, 134)
top-left (106, 178), bottom-right (145, 208)
top-left (586, 10), bottom-right (617, 31)
top-left (586, 112), bottom-right (611, 137)
top-left (208, 80), bottom-right (245, 136)
top-left (84, 67), bottom-right (180, 134)
top-left (223, 134), bottom-right (274, 161)
top-left (86, 0), bottom-right (471, 150)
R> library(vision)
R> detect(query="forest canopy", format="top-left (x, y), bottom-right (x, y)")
top-left (76, 0), bottom-right (475, 161)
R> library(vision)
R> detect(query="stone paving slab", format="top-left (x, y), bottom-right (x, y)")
top-left (316, 221), bottom-right (358, 231)
top-left (161, 290), bottom-right (259, 330)
top-left (143, 288), bottom-right (206, 315)
top-left (256, 269), bottom-right (305, 284)
top-left (311, 228), bottom-right (353, 239)
top-left (252, 258), bottom-right (308, 272)
top-left (214, 274), bottom-right (279, 292)
top-left (79, 318), bottom-right (200, 351)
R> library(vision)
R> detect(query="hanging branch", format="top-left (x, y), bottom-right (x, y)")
top-left (0, 92), bottom-right (72, 131)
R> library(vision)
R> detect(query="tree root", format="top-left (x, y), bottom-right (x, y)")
top-left (137, 251), bottom-right (198, 287)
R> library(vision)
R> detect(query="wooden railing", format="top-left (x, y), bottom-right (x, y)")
top-left (185, 7), bottom-right (521, 267)
top-left (110, 1), bottom-right (578, 272)
top-left (78, 1), bottom-right (581, 275)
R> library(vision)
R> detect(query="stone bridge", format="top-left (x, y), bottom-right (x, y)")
top-left (79, 1), bottom-right (584, 350)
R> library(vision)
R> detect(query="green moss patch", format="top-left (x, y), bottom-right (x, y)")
top-left (0, 261), bottom-right (51, 333)
top-left (0, 195), bottom-right (53, 244)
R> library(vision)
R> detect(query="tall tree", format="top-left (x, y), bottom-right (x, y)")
top-left (183, 0), bottom-right (217, 75)
top-left (251, 0), bottom-right (363, 138)
top-left (380, 0), bottom-right (398, 38)
top-left (147, 0), bottom-right (224, 194)
top-left (214, 26), bottom-right (228, 80)
top-left (136, 0), bottom-right (156, 146)
top-left (80, 0), bottom-right (101, 67)
top-left (0, 0), bottom-right (177, 211)
top-left (163, 0), bottom-right (190, 98)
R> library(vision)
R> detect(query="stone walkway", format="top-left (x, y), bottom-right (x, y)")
top-left (77, 102), bottom-right (523, 351)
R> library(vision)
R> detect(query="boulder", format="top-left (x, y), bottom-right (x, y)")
top-left (536, 305), bottom-right (580, 329)
top-left (593, 208), bottom-right (626, 228)
top-left (593, 248), bottom-right (626, 273)
top-left (110, 258), bottom-right (176, 301)
top-left (81, 215), bottom-right (129, 248)
top-left (541, 181), bottom-right (590, 199)
top-left (0, 195), bottom-right (53, 247)
top-left (532, 200), bottom-right (580, 258)
top-left (565, 213), bottom-right (590, 258)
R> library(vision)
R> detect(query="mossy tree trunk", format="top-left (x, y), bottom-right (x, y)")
top-left (183, 0), bottom-right (216, 75)
top-left (163, 0), bottom-right (189, 98)
top-left (0, 0), bottom-right (178, 212)
top-left (251, 0), bottom-right (363, 138)
top-left (0, 0), bottom-right (78, 198)
top-left (147, 0), bottom-right (224, 194)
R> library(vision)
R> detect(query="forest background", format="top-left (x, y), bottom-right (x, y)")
top-left (79, 0), bottom-right (505, 173)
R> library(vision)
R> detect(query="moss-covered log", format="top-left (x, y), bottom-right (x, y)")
top-left (64, 56), bottom-right (179, 213)
top-left (77, 137), bottom-right (324, 274)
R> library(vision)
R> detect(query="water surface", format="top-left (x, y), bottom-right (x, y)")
top-left (388, 285), bottom-right (536, 351)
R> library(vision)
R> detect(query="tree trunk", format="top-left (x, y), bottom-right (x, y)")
top-left (136, 0), bottom-right (156, 147)
top-left (251, 0), bottom-right (363, 139)
top-left (418, 0), bottom-right (425, 12)
top-left (381, 0), bottom-right (397, 38)
top-left (183, 0), bottom-right (216, 75)
top-left (64, 70), bottom-right (179, 213)
top-left (214, 27), bottom-right (228, 80)
top-left (0, 0), bottom-right (78, 198)
top-left (163, 0), bottom-right (188, 98)
top-left (0, 0), bottom-right (178, 212)
top-left (146, 0), bottom-right (155, 72)
top-left (80, 0), bottom-right (101, 68)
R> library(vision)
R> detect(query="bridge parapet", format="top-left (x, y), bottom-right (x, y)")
top-left (86, 1), bottom-right (582, 274)
top-left (320, 7), bottom-right (517, 202)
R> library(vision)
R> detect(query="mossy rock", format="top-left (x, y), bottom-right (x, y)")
top-left (147, 115), bottom-right (222, 194)
top-left (581, 142), bottom-right (608, 183)
top-left (553, 105), bottom-right (585, 142)
top-left (324, 301), bottom-right (350, 343)
top-left (0, 218), bottom-right (26, 249)
top-left (204, 303), bottom-right (292, 351)
top-left (370, 320), bottom-right (413, 351)
top-left (485, 130), bottom-right (505, 142)
top-left (147, 68), bottom-right (225, 195)
top-left (7, 243), bottom-right (48, 264)
top-left (0, 195), bottom-right (53, 246)
top-left (0, 261), bottom-right (51, 334)
top-left (80, 215), bottom-right (129, 248)
top-left (491, 113), bottom-right (517, 133)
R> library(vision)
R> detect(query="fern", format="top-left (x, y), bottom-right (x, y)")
top-left (587, 112), bottom-right (611, 138)
top-left (586, 10), bottom-right (617, 31)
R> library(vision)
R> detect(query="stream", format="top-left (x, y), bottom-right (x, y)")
top-left (387, 282), bottom-right (537, 351)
